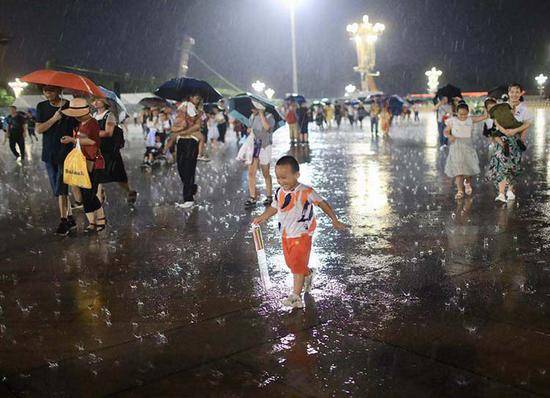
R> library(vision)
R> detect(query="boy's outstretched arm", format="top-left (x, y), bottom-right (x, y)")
top-left (317, 200), bottom-right (348, 230)
top-left (252, 206), bottom-right (277, 225)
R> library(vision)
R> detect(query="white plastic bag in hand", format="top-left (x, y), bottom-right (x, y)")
top-left (236, 134), bottom-right (254, 165)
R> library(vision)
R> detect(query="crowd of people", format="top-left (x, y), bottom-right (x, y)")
top-left (280, 97), bottom-right (421, 140)
top-left (0, 81), bottom-right (534, 308)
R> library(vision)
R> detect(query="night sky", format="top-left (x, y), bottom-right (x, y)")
top-left (1, 0), bottom-right (549, 97)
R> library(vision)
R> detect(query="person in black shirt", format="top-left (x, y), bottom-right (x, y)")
top-left (5, 106), bottom-right (27, 163)
top-left (36, 85), bottom-right (78, 236)
top-left (26, 110), bottom-right (38, 142)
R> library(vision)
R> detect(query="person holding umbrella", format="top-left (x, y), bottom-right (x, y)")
top-left (92, 98), bottom-right (137, 205)
top-left (246, 100), bottom-right (275, 207)
top-left (171, 94), bottom-right (203, 209)
top-left (35, 85), bottom-right (79, 235)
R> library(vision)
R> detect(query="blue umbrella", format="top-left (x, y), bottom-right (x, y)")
top-left (155, 77), bottom-right (222, 103)
top-left (99, 86), bottom-right (128, 123)
top-left (228, 93), bottom-right (284, 129)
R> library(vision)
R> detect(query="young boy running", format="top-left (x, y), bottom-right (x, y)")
top-left (253, 155), bottom-right (347, 308)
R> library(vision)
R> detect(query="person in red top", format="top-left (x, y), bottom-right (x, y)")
top-left (61, 98), bottom-right (106, 233)
top-left (285, 101), bottom-right (299, 145)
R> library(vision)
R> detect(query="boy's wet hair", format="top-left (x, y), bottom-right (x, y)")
top-left (276, 155), bottom-right (300, 173)
top-left (456, 102), bottom-right (469, 112)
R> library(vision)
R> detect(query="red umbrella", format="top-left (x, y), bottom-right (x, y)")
top-left (20, 69), bottom-right (105, 98)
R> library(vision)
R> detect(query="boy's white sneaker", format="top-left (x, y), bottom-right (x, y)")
top-left (304, 268), bottom-right (316, 293)
top-left (181, 201), bottom-right (194, 209)
top-left (495, 193), bottom-right (507, 203)
top-left (281, 293), bottom-right (304, 309)
top-left (176, 201), bottom-right (194, 209)
top-left (506, 190), bottom-right (516, 201)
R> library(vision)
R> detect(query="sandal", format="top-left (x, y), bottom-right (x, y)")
top-left (244, 197), bottom-right (257, 207)
top-left (263, 196), bottom-right (273, 206)
top-left (464, 182), bottom-right (473, 196)
top-left (85, 223), bottom-right (97, 234)
top-left (455, 191), bottom-right (464, 200)
top-left (96, 217), bottom-right (107, 232)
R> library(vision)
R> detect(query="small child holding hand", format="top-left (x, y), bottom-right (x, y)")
top-left (253, 155), bottom-right (347, 309)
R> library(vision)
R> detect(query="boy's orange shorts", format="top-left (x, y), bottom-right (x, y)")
top-left (282, 234), bottom-right (312, 275)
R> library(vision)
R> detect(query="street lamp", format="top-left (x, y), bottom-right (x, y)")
top-left (264, 88), bottom-right (275, 99)
top-left (282, 0), bottom-right (301, 94)
top-left (251, 80), bottom-right (266, 94)
top-left (346, 14), bottom-right (385, 93)
top-left (535, 73), bottom-right (547, 97)
top-left (8, 78), bottom-right (28, 98)
top-left (345, 84), bottom-right (357, 97)
top-left (425, 67), bottom-right (442, 94)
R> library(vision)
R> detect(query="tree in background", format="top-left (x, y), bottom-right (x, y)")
top-left (0, 88), bottom-right (14, 107)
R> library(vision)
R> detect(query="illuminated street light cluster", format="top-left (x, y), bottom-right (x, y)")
top-left (8, 78), bottom-right (28, 98)
top-left (346, 14), bottom-right (385, 93)
top-left (251, 80), bottom-right (275, 99)
top-left (535, 73), bottom-right (548, 97)
top-left (345, 84), bottom-right (357, 97)
top-left (425, 67), bottom-right (442, 94)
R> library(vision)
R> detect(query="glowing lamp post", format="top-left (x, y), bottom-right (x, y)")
top-left (535, 73), bottom-right (547, 97)
top-left (251, 80), bottom-right (266, 94)
top-left (8, 78), bottom-right (28, 98)
top-left (264, 88), bottom-right (275, 99)
top-left (346, 14), bottom-right (385, 93)
top-left (282, 0), bottom-right (301, 93)
top-left (425, 67), bottom-right (442, 94)
top-left (345, 84), bottom-right (357, 97)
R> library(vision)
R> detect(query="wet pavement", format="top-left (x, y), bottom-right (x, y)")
top-left (1, 109), bottom-right (550, 397)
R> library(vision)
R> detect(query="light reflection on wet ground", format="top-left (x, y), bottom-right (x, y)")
top-left (0, 109), bottom-right (549, 396)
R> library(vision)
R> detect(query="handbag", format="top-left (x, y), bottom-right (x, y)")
top-left (94, 150), bottom-right (105, 170)
top-left (63, 139), bottom-right (92, 189)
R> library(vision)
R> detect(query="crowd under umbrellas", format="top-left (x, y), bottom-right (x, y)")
top-left (0, 64), bottom-right (547, 395)
top-left (1, 68), bottom-right (534, 239)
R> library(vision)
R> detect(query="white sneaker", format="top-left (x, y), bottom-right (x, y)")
top-left (304, 268), bottom-right (316, 293)
top-left (281, 293), bottom-right (304, 308)
top-left (181, 201), bottom-right (194, 209)
top-left (506, 190), bottom-right (516, 201)
top-left (495, 193), bottom-right (507, 203)
top-left (176, 201), bottom-right (194, 209)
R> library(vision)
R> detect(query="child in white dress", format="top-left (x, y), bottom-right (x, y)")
top-left (444, 103), bottom-right (487, 199)
top-left (207, 112), bottom-right (219, 148)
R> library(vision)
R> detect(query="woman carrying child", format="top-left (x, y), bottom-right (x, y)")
top-left (443, 102), bottom-right (487, 200)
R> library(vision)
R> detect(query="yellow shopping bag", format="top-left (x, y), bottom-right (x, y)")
top-left (63, 140), bottom-right (92, 189)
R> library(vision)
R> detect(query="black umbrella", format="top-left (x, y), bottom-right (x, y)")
top-left (434, 84), bottom-right (462, 103)
top-left (487, 85), bottom-right (509, 101)
top-left (228, 93), bottom-right (284, 129)
top-left (155, 77), bottom-right (222, 103)
top-left (138, 97), bottom-right (169, 108)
